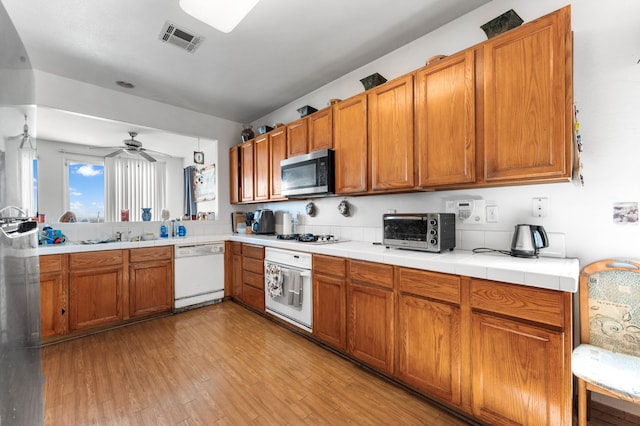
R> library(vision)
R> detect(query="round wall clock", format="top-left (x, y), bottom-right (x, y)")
top-left (193, 151), bottom-right (204, 164)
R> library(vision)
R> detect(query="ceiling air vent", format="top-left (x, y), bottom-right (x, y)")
top-left (159, 21), bottom-right (204, 53)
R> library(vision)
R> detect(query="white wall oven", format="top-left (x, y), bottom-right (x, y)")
top-left (264, 247), bottom-right (312, 332)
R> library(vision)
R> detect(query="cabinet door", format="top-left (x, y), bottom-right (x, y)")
top-left (483, 7), bottom-right (571, 183)
top-left (334, 94), bottom-right (367, 194)
top-left (308, 108), bottom-right (333, 151)
top-left (471, 312), bottom-right (565, 426)
top-left (232, 254), bottom-right (243, 300)
top-left (254, 134), bottom-right (270, 201)
top-left (69, 265), bottom-right (123, 331)
top-left (416, 51), bottom-right (475, 187)
top-left (129, 260), bottom-right (173, 318)
top-left (240, 140), bottom-right (254, 202)
top-left (368, 74), bottom-right (415, 191)
top-left (229, 146), bottom-right (240, 204)
top-left (347, 282), bottom-right (394, 374)
top-left (269, 128), bottom-right (287, 200)
top-left (313, 273), bottom-right (346, 351)
top-left (287, 118), bottom-right (308, 157)
top-left (40, 272), bottom-right (66, 338)
top-left (398, 294), bottom-right (461, 405)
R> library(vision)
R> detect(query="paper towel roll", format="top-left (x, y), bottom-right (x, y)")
top-left (282, 213), bottom-right (292, 235)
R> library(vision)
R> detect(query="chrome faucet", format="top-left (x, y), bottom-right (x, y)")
top-left (115, 231), bottom-right (122, 242)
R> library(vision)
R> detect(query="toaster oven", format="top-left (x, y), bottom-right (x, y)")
top-left (383, 213), bottom-right (456, 253)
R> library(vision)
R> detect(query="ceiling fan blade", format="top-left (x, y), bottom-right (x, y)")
top-left (105, 149), bottom-right (125, 158)
top-left (143, 148), bottom-right (171, 157)
top-left (89, 145), bottom-right (125, 150)
top-left (138, 151), bottom-right (157, 162)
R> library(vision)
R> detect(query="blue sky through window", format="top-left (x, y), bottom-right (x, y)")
top-left (68, 162), bottom-right (104, 222)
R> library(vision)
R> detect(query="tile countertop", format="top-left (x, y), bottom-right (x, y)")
top-left (37, 235), bottom-right (228, 255)
top-left (228, 234), bottom-right (580, 293)
top-left (38, 233), bottom-right (580, 293)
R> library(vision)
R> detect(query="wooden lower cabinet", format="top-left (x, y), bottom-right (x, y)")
top-left (69, 264), bottom-right (123, 331)
top-left (347, 260), bottom-right (395, 374)
top-left (397, 268), bottom-right (462, 406)
top-left (312, 254), bottom-right (346, 351)
top-left (39, 254), bottom-right (68, 338)
top-left (128, 247), bottom-right (173, 318)
top-left (309, 255), bottom-right (571, 425)
top-left (469, 278), bottom-right (571, 426)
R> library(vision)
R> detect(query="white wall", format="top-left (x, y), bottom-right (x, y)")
top-left (250, 0), bottom-right (640, 415)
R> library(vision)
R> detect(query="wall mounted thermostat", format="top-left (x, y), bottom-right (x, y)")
top-left (446, 199), bottom-right (486, 224)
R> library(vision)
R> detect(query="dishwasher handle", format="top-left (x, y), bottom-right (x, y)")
top-left (175, 243), bottom-right (224, 258)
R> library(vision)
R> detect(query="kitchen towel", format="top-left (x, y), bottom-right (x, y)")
top-left (265, 264), bottom-right (283, 298)
top-left (287, 270), bottom-right (302, 307)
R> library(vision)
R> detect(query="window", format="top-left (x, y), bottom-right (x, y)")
top-left (66, 159), bottom-right (105, 223)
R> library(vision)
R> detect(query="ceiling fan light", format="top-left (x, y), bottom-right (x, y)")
top-left (179, 0), bottom-right (260, 33)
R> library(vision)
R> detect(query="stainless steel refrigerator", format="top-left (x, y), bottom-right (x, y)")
top-left (1, 2), bottom-right (44, 424)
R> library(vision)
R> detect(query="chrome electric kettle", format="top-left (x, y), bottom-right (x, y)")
top-left (510, 224), bottom-right (549, 258)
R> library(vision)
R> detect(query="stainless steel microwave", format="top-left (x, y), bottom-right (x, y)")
top-left (281, 149), bottom-right (334, 197)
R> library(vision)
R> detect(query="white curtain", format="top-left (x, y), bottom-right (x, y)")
top-left (18, 146), bottom-right (36, 217)
top-left (104, 157), bottom-right (166, 222)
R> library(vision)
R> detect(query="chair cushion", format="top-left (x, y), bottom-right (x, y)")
top-left (572, 344), bottom-right (640, 403)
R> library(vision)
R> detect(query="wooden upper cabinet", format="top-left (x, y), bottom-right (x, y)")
top-left (415, 50), bottom-right (475, 187)
top-left (482, 6), bottom-right (572, 183)
top-left (287, 118), bottom-right (308, 157)
top-left (368, 74), bottom-right (415, 191)
top-left (240, 140), bottom-right (254, 202)
top-left (269, 128), bottom-right (287, 200)
top-left (229, 146), bottom-right (240, 204)
top-left (334, 94), bottom-right (368, 194)
top-left (308, 108), bottom-right (333, 152)
top-left (253, 134), bottom-right (270, 201)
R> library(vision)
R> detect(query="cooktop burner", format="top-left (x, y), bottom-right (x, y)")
top-left (276, 233), bottom-right (341, 244)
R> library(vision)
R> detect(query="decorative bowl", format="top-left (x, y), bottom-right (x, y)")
top-left (360, 73), bottom-right (387, 90)
top-left (258, 125), bottom-right (274, 135)
top-left (297, 105), bottom-right (318, 117)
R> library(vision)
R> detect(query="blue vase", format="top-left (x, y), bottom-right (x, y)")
top-left (141, 208), bottom-right (152, 221)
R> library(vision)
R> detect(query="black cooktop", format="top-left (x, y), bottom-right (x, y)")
top-left (276, 233), bottom-right (338, 243)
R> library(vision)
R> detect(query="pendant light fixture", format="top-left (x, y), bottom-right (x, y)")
top-left (179, 0), bottom-right (260, 33)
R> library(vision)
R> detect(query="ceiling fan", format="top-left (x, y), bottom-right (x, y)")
top-left (102, 132), bottom-right (168, 162)
top-left (8, 115), bottom-right (35, 150)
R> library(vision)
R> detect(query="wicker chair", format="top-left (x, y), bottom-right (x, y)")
top-left (572, 259), bottom-right (640, 425)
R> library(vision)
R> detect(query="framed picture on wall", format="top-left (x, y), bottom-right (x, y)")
top-left (194, 164), bottom-right (216, 202)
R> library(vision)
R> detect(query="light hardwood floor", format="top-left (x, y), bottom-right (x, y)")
top-left (41, 302), bottom-right (472, 425)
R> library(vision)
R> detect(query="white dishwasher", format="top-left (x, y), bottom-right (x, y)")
top-left (174, 241), bottom-right (225, 311)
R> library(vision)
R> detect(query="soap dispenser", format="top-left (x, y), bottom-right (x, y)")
top-left (160, 222), bottom-right (168, 238)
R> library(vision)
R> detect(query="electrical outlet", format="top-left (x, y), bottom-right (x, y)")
top-left (486, 205), bottom-right (499, 222)
top-left (532, 197), bottom-right (549, 217)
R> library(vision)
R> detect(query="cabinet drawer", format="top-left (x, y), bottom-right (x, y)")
top-left (70, 250), bottom-right (123, 269)
top-left (470, 279), bottom-right (565, 328)
top-left (398, 268), bottom-right (460, 305)
top-left (313, 254), bottom-right (346, 278)
top-left (243, 244), bottom-right (264, 260)
top-left (243, 270), bottom-right (264, 289)
top-left (349, 260), bottom-right (394, 289)
top-left (40, 254), bottom-right (64, 273)
top-left (243, 257), bottom-right (263, 274)
top-left (243, 284), bottom-right (265, 311)
top-left (129, 246), bottom-right (172, 263)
